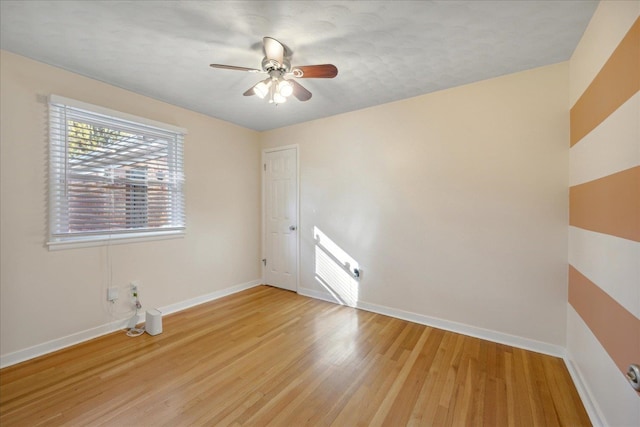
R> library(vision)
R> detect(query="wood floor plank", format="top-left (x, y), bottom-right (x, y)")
top-left (0, 286), bottom-right (591, 426)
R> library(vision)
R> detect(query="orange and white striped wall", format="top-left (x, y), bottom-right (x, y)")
top-left (567, 2), bottom-right (639, 425)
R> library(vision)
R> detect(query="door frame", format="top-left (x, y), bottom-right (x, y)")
top-left (261, 144), bottom-right (300, 292)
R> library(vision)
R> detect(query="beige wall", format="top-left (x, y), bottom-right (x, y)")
top-left (566, 2), bottom-right (640, 425)
top-left (0, 43), bottom-right (586, 374)
top-left (0, 50), bottom-right (262, 361)
top-left (261, 62), bottom-right (569, 348)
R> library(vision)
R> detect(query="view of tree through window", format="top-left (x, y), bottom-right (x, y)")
top-left (49, 96), bottom-right (185, 245)
top-left (66, 121), bottom-right (152, 231)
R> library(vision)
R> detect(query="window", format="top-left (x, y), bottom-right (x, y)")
top-left (48, 95), bottom-right (186, 249)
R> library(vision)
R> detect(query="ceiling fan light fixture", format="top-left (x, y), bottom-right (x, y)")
top-left (253, 79), bottom-right (272, 99)
top-left (277, 79), bottom-right (293, 97)
top-left (272, 92), bottom-right (287, 104)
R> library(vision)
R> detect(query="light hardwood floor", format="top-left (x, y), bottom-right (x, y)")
top-left (0, 285), bottom-right (590, 426)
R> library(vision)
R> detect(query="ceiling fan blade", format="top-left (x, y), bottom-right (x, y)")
top-left (294, 64), bottom-right (338, 78)
top-left (210, 64), bottom-right (262, 73)
top-left (243, 85), bottom-right (256, 96)
top-left (263, 37), bottom-right (284, 66)
top-left (290, 80), bottom-right (312, 102)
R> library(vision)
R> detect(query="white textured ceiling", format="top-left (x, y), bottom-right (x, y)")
top-left (0, 1), bottom-right (597, 131)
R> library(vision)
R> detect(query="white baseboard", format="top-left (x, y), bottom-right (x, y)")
top-left (297, 286), bottom-right (337, 303)
top-left (564, 355), bottom-right (605, 427)
top-left (0, 316), bottom-right (139, 369)
top-left (297, 286), bottom-right (565, 358)
top-left (0, 279), bottom-right (262, 369)
top-left (158, 279), bottom-right (261, 317)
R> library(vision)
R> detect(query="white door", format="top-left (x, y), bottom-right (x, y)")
top-left (263, 147), bottom-right (298, 291)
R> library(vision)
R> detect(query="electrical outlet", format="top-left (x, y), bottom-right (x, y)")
top-left (107, 287), bottom-right (119, 302)
top-left (130, 281), bottom-right (142, 310)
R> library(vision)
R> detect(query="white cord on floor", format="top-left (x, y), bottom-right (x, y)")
top-left (125, 305), bottom-right (145, 337)
top-left (126, 327), bottom-right (145, 337)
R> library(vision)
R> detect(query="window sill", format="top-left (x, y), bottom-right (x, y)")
top-left (47, 230), bottom-right (185, 251)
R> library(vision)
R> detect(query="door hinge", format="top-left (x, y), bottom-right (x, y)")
top-left (262, 258), bottom-right (267, 266)
top-left (264, 163), bottom-right (266, 171)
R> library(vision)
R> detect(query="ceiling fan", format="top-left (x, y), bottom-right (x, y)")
top-left (210, 37), bottom-right (338, 104)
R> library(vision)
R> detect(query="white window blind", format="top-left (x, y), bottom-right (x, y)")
top-left (48, 95), bottom-right (186, 248)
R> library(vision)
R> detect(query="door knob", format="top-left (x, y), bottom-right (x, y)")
top-left (627, 364), bottom-right (640, 391)
top-left (289, 225), bottom-right (297, 231)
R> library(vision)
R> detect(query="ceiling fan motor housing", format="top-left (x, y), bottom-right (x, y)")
top-left (262, 57), bottom-right (291, 73)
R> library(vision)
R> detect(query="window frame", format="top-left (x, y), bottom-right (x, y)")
top-left (47, 95), bottom-right (187, 250)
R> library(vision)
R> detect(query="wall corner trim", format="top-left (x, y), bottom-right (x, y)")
top-left (0, 279), bottom-right (262, 369)
top-left (564, 355), bottom-right (606, 427)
